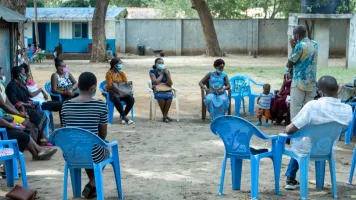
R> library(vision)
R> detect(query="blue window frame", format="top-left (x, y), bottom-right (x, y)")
top-left (73, 22), bottom-right (88, 39)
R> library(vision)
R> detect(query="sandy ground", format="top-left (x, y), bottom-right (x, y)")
top-left (0, 55), bottom-right (355, 200)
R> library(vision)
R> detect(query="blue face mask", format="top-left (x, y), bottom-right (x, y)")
top-left (285, 67), bottom-right (290, 72)
top-left (216, 69), bottom-right (223, 75)
top-left (116, 65), bottom-right (123, 70)
top-left (157, 64), bottom-right (165, 70)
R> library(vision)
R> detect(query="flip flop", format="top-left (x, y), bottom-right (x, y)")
top-left (166, 116), bottom-right (173, 122)
top-left (121, 120), bottom-right (126, 125)
top-left (127, 120), bottom-right (135, 125)
top-left (35, 149), bottom-right (57, 160)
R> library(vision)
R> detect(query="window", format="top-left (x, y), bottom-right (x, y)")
top-left (73, 22), bottom-right (88, 39)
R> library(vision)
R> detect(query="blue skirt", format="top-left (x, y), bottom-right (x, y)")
top-left (154, 92), bottom-right (173, 100)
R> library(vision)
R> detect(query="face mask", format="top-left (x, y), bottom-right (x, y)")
top-left (62, 66), bottom-right (68, 73)
top-left (0, 76), bottom-right (6, 84)
top-left (116, 65), bottom-right (123, 71)
top-left (19, 74), bottom-right (27, 84)
top-left (157, 64), bottom-right (165, 70)
top-left (216, 69), bottom-right (223, 75)
top-left (285, 67), bottom-right (290, 72)
top-left (91, 87), bottom-right (96, 97)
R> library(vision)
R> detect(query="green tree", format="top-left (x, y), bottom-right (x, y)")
top-left (60, 0), bottom-right (89, 7)
top-left (110, 0), bottom-right (151, 7)
top-left (27, 0), bottom-right (44, 7)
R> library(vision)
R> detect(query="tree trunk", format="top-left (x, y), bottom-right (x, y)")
top-left (191, 0), bottom-right (221, 57)
top-left (90, 0), bottom-right (110, 62)
top-left (34, 0), bottom-right (40, 47)
top-left (1, 0), bottom-right (26, 48)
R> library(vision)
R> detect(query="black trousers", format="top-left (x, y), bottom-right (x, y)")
top-left (41, 101), bottom-right (63, 112)
top-left (5, 130), bottom-right (30, 152)
top-left (110, 95), bottom-right (135, 117)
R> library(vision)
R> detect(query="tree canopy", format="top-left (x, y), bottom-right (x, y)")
top-left (27, 0), bottom-right (45, 7)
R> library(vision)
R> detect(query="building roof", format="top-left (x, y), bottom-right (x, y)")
top-left (126, 8), bottom-right (159, 19)
top-left (0, 5), bottom-right (27, 23)
top-left (26, 7), bottom-right (126, 21)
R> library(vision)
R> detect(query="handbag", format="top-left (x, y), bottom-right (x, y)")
top-left (6, 185), bottom-right (37, 200)
top-left (153, 84), bottom-right (172, 93)
top-left (111, 82), bottom-right (133, 98)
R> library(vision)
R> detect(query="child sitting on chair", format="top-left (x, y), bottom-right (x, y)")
top-left (256, 84), bottom-right (274, 127)
top-left (26, 79), bottom-right (48, 104)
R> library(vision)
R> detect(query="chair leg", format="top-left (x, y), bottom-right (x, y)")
top-left (349, 147), bottom-right (356, 184)
top-left (249, 96), bottom-right (256, 115)
top-left (231, 158), bottom-right (243, 190)
top-left (69, 168), bottom-right (82, 198)
top-left (219, 155), bottom-right (227, 196)
top-left (153, 100), bottom-right (157, 122)
top-left (63, 163), bottom-right (68, 200)
top-left (108, 101), bottom-right (114, 124)
top-left (299, 159), bottom-right (309, 200)
top-left (241, 97), bottom-right (246, 115)
top-left (94, 164), bottom-right (105, 200)
top-left (5, 159), bottom-right (14, 187)
top-left (50, 113), bottom-right (54, 132)
top-left (131, 106), bottom-right (134, 121)
top-left (13, 158), bottom-right (19, 180)
top-left (19, 153), bottom-right (28, 188)
top-left (329, 157), bottom-right (338, 198)
top-left (315, 161), bottom-right (326, 189)
top-left (250, 157), bottom-right (260, 199)
top-left (234, 98), bottom-right (241, 117)
top-left (176, 99), bottom-right (179, 122)
top-left (272, 155), bottom-right (281, 195)
top-left (112, 161), bottom-right (123, 199)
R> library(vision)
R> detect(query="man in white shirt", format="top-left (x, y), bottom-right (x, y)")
top-left (17, 49), bottom-right (24, 66)
top-left (284, 76), bottom-right (353, 190)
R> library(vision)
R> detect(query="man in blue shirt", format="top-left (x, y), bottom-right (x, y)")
top-left (287, 25), bottom-right (318, 119)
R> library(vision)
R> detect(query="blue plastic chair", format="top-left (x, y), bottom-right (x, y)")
top-left (339, 101), bottom-right (356, 145)
top-left (99, 80), bottom-right (134, 124)
top-left (49, 127), bottom-right (123, 200)
top-left (0, 128), bottom-right (28, 188)
top-left (45, 82), bottom-right (63, 102)
top-left (32, 101), bottom-right (54, 139)
top-left (276, 122), bottom-right (346, 200)
top-left (210, 116), bottom-right (279, 199)
top-left (349, 145), bottom-right (356, 184)
top-left (229, 75), bottom-right (264, 116)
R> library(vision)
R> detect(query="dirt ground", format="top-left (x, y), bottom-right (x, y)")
top-left (1, 55), bottom-right (356, 200)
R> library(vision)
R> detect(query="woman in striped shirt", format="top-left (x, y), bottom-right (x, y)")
top-left (61, 72), bottom-right (109, 199)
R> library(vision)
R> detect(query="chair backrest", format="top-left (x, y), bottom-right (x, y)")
top-left (99, 80), bottom-right (107, 93)
top-left (49, 127), bottom-right (108, 168)
top-left (45, 82), bottom-right (54, 95)
top-left (290, 122), bottom-right (347, 158)
top-left (229, 75), bottom-right (250, 96)
top-left (210, 116), bottom-right (269, 157)
top-left (146, 80), bottom-right (153, 90)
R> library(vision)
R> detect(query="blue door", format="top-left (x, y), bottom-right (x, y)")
top-left (46, 23), bottom-right (59, 52)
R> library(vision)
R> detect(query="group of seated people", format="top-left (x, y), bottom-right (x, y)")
top-left (199, 58), bottom-right (292, 125)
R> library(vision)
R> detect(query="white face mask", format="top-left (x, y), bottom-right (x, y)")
top-left (0, 76), bottom-right (6, 84)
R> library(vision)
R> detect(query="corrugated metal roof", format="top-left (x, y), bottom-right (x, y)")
top-left (26, 7), bottom-right (126, 21)
top-left (0, 5), bottom-right (27, 23)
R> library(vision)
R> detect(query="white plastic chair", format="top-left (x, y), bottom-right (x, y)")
top-left (146, 80), bottom-right (179, 122)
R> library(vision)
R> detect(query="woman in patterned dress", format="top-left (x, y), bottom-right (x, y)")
top-left (199, 59), bottom-right (231, 120)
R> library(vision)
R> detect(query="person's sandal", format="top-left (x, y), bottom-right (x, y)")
top-left (127, 120), bottom-right (135, 125)
top-left (82, 183), bottom-right (96, 199)
top-left (163, 117), bottom-right (170, 123)
top-left (35, 149), bottom-right (57, 160)
top-left (121, 120), bottom-right (126, 125)
top-left (166, 116), bottom-right (173, 122)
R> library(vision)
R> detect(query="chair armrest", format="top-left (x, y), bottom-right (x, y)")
top-left (106, 141), bottom-right (118, 147)
top-left (0, 139), bottom-right (20, 153)
top-left (172, 87), bottom-right (179, 98)
top-left (250, 79), bottom-right (264, 87)
top-left (0, 128), bottom-right (8, 140)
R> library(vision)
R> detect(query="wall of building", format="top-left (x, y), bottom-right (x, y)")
top-left (24, 20), bottom-right (116, 53)
top-left (117, 19), bottom-right (348, 56)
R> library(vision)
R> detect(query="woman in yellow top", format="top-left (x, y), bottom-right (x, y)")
top-left (105, 58), bottom-right (135, 125)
